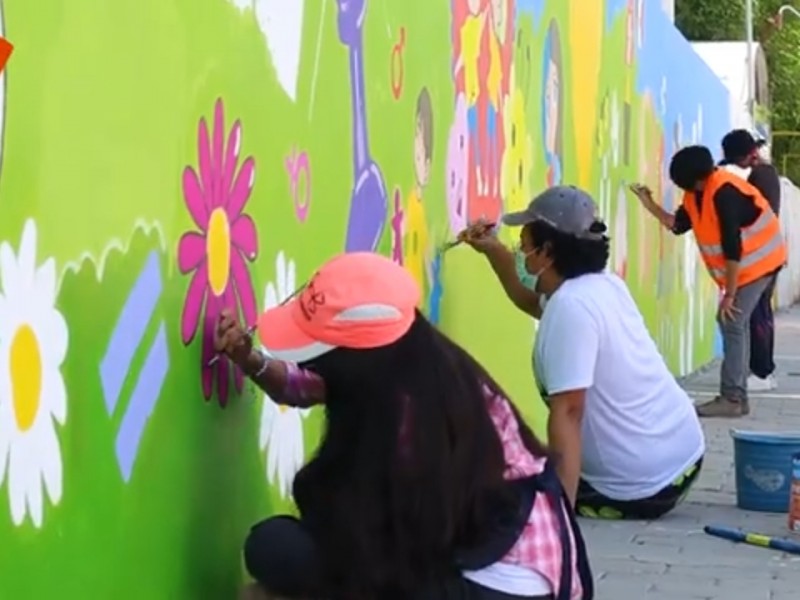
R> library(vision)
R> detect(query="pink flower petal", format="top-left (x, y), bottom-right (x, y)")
top-left (233, 364), bottom-right (244, 393)
top-left (177, 231), bottom-right (207, 274)
top-left (231, 250), bottom-right (257, 327)
top-left (212, 99), bottom-right (225, 208)
top-left (198, 118), bottom-right (214, 202)
top-left (201, 293), bottom-right (222, 399)
top-left (222, 121), bottom-right (242, 198)
top-left (231, 214), bottom-right (258, 260)
top-left (216, 354), bottom-right (230, 407)
top-left (228, 157), bottom-right (255, 218)
top-left (221, 280), bottom-right (238, 314)
top-left (201, 341), bottom-right (215, 400)
top-left (181, 263), bottom-right (208, 345)
top-left (216, 284), bottom-right (238, 408)
top-left (182, 167), bottom-right (209, 229)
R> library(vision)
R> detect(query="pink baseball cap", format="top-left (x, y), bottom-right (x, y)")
top-left (257, 252), bottom-right (422, 362)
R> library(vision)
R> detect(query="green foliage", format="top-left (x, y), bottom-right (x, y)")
top-left (676, 0), bottom-right (800, 182)
top-left (676, 0), bottom-right (747, 41)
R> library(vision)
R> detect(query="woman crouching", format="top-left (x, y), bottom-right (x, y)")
top-left (214, 252), bottom-right (593, 600)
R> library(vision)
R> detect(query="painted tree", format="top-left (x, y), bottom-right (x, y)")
top-left (676, 0), bottom-right (800, 183)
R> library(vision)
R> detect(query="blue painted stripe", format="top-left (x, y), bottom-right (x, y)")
top-left (115, 322), bottom-right (169, 482)
top-left (100, 251), bottom-right (162, 415)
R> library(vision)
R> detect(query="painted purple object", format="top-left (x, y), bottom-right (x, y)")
top-left (338, 0), bottom-right (388, 252)
top-left (116, 323), bottom-right (169, 482)
top-left (100, 251), bottom-right (162, 416)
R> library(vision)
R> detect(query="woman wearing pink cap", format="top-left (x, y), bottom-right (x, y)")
top-left (214, 252), bottom-right (592, 600)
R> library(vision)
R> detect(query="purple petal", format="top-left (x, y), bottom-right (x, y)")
top-left (231, 250), bottom-right (257, 328)
top-left (228, 157), bottom-right (255, 218)
top-left (222, 121), bottom-right (242, 198)
top-left (177, 232), bottom-right (206, 274)
top-left (231, 214), bottom-right (258, 260)
top-left (181, 263), bottom-right (208, 345)
top-left (212, 99), bottom-right (225, 207)
top-left (216, 355), bottom-right (230, 408)
top-left (182, 168), bottom-right (209, 229)
top-left (198, 118), bottom-right (214, 203)
top-left (201, 293), bottom-right (222, 399)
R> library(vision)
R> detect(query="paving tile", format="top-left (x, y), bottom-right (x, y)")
top-left (583, 307), bottom-right (800, 599)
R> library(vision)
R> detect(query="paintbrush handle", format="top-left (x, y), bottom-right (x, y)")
top-left (206, 324), bottom-right (257, 367)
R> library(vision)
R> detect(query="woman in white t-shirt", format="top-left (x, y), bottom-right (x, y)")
top-left (462, 185), bottom-right (705, 520)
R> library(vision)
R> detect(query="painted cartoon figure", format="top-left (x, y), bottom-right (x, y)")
top-left (403, 88), bottom-right (434, 294)
top-left (501, 72), bottom-right (533, 216)
top-left (446, 94), bottom-right (470, 236)
top-left (501, 25), bottom-right (533, 217)
top-left (337, 0), bottom-right (388, 253)
top-left (542, 19), bottom-right (563, 187)
top-left (454, 0), bottom-right (488, 194)
top-left (486, 0), bottom-right (506, 197)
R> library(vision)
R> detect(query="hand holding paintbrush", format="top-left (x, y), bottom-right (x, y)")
top-left (208, 285), bottom-right (305, 368)
top-left (440, 219), bottom-right (497, 252)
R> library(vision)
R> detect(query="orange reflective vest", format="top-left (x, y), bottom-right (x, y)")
top-left (681, 169), bottom-right (786, 288)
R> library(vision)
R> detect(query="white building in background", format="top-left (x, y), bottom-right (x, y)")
top-left (692, 41), bottom-right (771, 152)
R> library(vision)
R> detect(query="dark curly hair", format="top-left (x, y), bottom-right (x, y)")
top-left (291, 311), bottom-right (547, 599)
top-left (669, 145), bottom-right (715, 191)
top-left (525, 219), bottom-right (610, 278)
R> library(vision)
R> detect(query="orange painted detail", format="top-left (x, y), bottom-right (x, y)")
top-left (0, 37), bottom-right (13, 74)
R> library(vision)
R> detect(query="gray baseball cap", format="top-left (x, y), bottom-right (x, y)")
top-left (502, 185), bottom-right (603, 239)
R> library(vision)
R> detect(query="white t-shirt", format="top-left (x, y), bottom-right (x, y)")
top-left (533, 272), bottom-right (705, 500)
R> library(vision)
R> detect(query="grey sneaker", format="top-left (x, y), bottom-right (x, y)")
top-left (696, 396), bottom-right (745, 418)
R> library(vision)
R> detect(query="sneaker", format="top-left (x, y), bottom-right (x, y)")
top-left (748, 374), bottom-right (777, 391)
top-left (696, 396), bottom-right (745, 418)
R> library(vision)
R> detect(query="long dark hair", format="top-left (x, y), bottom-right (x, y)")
top-left (292, 311), bottom-right (547, 599)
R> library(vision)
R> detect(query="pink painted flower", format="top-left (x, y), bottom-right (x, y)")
top-left (178, 98), bottom-right (258, 407)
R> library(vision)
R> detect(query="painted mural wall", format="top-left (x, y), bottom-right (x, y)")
top-left (0, 0), bottom-right (735, 596)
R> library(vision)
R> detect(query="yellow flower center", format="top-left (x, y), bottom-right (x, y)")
top-left (9, 324), bottom-right (42, 432)
top-left (207, 208), bottom-right (231, 296)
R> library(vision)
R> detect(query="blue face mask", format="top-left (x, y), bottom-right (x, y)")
top-left (515, 249), bottom-right (538, 290)
top-left (515, 249), bottom-right (549, 301)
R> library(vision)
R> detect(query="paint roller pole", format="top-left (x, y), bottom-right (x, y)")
top-left (704, 525), bottom-right (800, 556)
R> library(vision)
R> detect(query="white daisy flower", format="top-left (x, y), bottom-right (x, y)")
top-left (0, 219), bottom-right (68, 528)
top-left (259, 251), bottom-right (309, 499)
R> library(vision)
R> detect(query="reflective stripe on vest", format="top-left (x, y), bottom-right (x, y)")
top-left (706, 227), bottom-right (784, 281)
top-left (681, 169), bottom-right (786, 288)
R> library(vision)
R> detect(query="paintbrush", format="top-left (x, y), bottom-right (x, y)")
top-left (439, 221), bottom-right (497, 253)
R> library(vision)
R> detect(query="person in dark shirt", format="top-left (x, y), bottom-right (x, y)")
top-left (720, 129), bottom-right (782, 391)
top-left (630, 145), bottom-right (785, 418)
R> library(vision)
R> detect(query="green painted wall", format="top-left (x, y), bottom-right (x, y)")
top-left (0, 0), bottom-right (730, 597)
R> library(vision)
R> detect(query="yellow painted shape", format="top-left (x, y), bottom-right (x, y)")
top-left (567, 3), bottom-right (603, 189)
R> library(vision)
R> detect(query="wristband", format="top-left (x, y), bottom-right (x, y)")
top-left (251, 350), bottom-right (271, 379)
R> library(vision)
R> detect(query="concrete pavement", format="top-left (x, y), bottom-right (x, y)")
top-left (583, 305), bottom-right (800, 600)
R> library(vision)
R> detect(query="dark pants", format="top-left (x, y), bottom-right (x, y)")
top-left (575, 458), bottom-right (703, 520)
top-left (749, 276), bottom-right (777, 379)
top-left (243, 516), bottom-right (553, 600)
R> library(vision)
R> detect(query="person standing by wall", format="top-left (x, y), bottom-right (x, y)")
top-left (632, 145), bottom-right (787, 418)
top-left (720, 129), bottom-right (782, 391)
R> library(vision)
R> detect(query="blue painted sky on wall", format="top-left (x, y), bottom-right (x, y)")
top-left (516, 0), bottom-right (546, 27)
top-left (634, 1), bottom-right (731, 209)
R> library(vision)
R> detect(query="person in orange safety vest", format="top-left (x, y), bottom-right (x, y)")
top-left (630, 145), bottom-right (786, 419)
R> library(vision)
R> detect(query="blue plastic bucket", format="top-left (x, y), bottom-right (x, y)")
top-left (731, 430), bottom-right (800, 512)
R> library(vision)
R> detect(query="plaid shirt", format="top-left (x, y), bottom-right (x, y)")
top-left (278, 363), bottom-right (582, 599)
